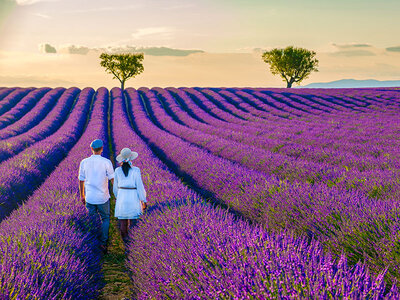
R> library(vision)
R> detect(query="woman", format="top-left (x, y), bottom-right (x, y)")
top-left (113, 147), bottom-right (147, 243)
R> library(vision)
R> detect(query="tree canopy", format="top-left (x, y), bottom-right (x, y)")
top-left (100, 53), bottom-right (144, 90)
top-left (262, 46), bottom-right (319, 88)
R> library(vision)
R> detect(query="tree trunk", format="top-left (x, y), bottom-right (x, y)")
top-left (121, 80), bottom-right (125, 91)
top-left (287, 77), bottom-right (296, 88)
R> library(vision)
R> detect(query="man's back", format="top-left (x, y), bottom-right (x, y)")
top-left (79, 155), bottom-right (114, 204)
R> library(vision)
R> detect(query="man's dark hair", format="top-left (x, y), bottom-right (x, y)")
top-left (92, 146), bottom-right (103, 153)
top-left (122, 162), bottom-right (131, 177)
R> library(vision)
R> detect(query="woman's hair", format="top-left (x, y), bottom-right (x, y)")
top-left (121, 161), bottom-right (131, 177)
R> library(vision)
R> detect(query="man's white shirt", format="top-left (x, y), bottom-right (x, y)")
top-left (78, 155), bottom-right (115, 204)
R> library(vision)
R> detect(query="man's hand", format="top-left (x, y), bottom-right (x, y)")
top-left (79, 180), bottom-right (86, 205)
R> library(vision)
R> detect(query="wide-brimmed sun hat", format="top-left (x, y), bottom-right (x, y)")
top-left (90, 139), bottom-right (103, 149)
top-left (116, 147), bottom-right (138, 163)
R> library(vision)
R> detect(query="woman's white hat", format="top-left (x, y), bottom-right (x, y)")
top-left (116, 148), bottom-right (138, 163)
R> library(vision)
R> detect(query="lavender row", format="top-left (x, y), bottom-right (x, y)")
top-left (113, 88), bottom-right (399, 298)
top-left (108, 88), bottom-right (396, 298)
top-left (257, 110), bottom-right (400, 162)
top-left (182, 88), bottom-right (400, 165)
top-left (0, 88), bottom-right (16, 101)
top-left (223, 88), bottom-right (308, 118)
top-left (126, 87), bottom-right (400, 283)
top-left (201, 87), bottom-right (315, 120)
top-left (169, 87), bottom-right (301, 145)
top-left (0, 88), bottom-right (109, 299)
top-left (317, 88), bottom-right (400, 107)
top-left (128, 203), bottom-right (398, 299)
top-left (0, 88), bottom-right (65, 140)
top-left (166, 88), bottom-right (399, 169)
top-left (169, 87), bottom-right (319, 147)
top-left (149, 88), bottom-right (399, 199)
top-left (256, 88), bottom-right (400, 111)
top-left (165, 89), bottom-right (398, 166)
top-left (0, 88), bottom-right (78, 163)
top-left (220, 89), bottom-right (400, 138)
top-left (204, 88), bottom-right (287, 121)
top-left (204, 88), bottom-right (317, 118)
top-left (183, 87), bottom-right (271, 129)
top-left (110, 87), bottom-right (201, 210)
top-left (173, 88), bottom-right (399, 170)
top-left (147, 88), bottom-right (327, 179)
top-left (279, 89), bottom-right (368, 112)
top-left (178, 87), bottom-right (363, 143)
top-left (0, 88), bottom-right (34, 117)
top-left (175, 88), bottom-right (400, 196)
top-left (0, 88), bottom-right (92, 221)
top-left (0, 88), bottom-right (51, 130)
top-left (167, 87), bottom-right (273, 137)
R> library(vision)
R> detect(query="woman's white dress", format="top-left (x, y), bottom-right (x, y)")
top-left (113, 166), bottom-right (146, 219)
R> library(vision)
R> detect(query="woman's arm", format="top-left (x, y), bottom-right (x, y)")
top-left (136, 169), bottom-right (147, 210)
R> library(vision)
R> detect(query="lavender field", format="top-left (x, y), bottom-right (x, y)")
top-left (0, 86), bottom-right (400, 299)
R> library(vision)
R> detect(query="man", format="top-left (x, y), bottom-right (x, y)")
top-left (79, 139), bottom-right (114, 254)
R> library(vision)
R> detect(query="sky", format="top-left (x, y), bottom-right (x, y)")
top-left (0, 0), bottom-right (399, 87)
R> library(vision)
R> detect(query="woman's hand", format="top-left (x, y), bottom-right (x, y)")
top-left (141, 201), bottom-right (147, 212)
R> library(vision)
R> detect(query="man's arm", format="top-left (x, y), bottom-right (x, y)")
top-left (79, 180), bottom-right (85, 205)
top-left (106, 160), bottom-right (115, 195)
top-left (78, 160), bottom-right (86, 205)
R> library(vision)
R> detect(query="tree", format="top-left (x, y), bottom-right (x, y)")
top-left (262, 46), bottom-right (319, 88)
top-left (100, 53), bottom-right (144, 90)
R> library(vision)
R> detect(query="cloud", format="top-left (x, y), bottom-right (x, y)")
top-left (39, 43), bottom-right (56, 53)
top-left (38, 43), bottom-right (204, 57)
top-left (332, 43), bottom-right (372, 49)
top-left (112, 46), bottom-right (204, 57)
top-left (99, 45), bottom-right (205, 57)
top-left (329, 43), bottom-right (376, 57)
top-left (37, 43), bottom-right (91, 55)
top-left (386, 46), bottom-right (400, 53)
top-left (330, 50), bottom-right (376, 57)
top-left (131, 27), bottom-right (174, 40)
top-left (59, 45), bottom-right (90, 55)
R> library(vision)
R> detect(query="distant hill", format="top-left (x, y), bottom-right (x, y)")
top-left (302, 79), bottom-right (400, 88)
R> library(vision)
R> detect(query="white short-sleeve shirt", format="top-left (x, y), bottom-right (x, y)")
top-left (78, 155), bottom-right (115, 204)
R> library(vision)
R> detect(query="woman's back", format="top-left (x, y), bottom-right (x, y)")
top-left (115, 166), bottom-right (139, 187)
top-left (113, 165), bottom-right (146, 219)
top-left (114, 147), bottom-right (147, 243)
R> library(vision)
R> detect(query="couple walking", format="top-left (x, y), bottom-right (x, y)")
top-left (78, 139), bottom-right (147, 253)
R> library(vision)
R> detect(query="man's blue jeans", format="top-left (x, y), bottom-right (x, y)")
top-left (86, 200), bottom-right (110, 246)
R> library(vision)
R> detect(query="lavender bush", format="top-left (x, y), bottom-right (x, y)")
top-left (0, 86), bottom-right (399, 298)
top-left (0, 88), bottom-right (64, 139)
top-left (125, 87), bottom-right (400, 284)
top-left (0, 87), bottom-right (109, 299)
top-left (0, 88), bottom-right (92, 221)
top-left (128, 203), bottom-right (398, 299)
top-left (0, 88), bottom-right (50, 129)
top-left (108, 87), bottom-right (399, 298)
top-left (0, 88), bottom-right (34, 116)
top-left (0, 87), bottom-right (78, 163)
